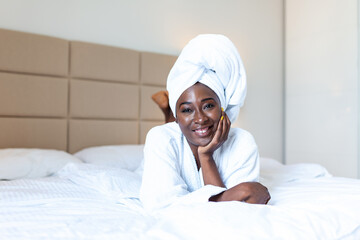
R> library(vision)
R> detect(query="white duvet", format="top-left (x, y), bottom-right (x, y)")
top-left (1, 158), bottom-right (360, 240)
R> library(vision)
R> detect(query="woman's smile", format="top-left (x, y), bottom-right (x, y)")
top-left (193, 125), bottom-right (213, 137)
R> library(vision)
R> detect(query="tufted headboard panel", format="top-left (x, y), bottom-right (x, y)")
top-left (0, 28), bottom-right (177, 153)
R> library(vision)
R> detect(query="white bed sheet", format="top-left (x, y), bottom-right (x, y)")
top-left (1, 159), bottom-right (360, 240)
top-left (0, 177), bottom-right (155, 240)
top-left (150, 177), bottom-right (360, 240)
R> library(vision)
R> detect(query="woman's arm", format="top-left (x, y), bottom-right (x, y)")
top-left (199, 154), bottom-right (225, 188)
top-left (199, 112), bottom-right (270, 204)
top-left (209, 182), bottom-right (271, 204)
top-left (198, 110), bottom-right (230, 188)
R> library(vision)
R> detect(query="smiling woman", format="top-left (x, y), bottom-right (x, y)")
top-left (176, 83), bottom-right (223, 154)
top-left (140, 34), bottom-right (270, 211)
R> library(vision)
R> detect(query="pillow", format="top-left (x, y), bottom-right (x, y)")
top-left (57, 162), bottom-right (141, 199)
top-left (0, 148), bottom-right (81, 180)
top-left (74, 144), bottom-right (144, 171)
top-left (260, 157), bottom-right (332, 186)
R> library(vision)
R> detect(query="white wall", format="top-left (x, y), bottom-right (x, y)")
top-left (285, 0), bottom-right (359, 178)
top-left (0, 0), bottom-right (284, 161)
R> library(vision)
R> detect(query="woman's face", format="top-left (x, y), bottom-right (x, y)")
top-left (176, 83), bottom-right (222, 148)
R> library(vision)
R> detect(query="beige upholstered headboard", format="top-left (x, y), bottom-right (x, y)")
top-left (0, 28), bottom-right (177, 153)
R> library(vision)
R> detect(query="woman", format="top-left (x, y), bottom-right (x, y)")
top-left (140, 34), bottom-right (270, 211)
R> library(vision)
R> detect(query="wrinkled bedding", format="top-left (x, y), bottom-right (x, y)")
top-left (1, 158), bottom-right (360, 240)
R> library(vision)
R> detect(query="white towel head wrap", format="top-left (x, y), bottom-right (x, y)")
top-left (167, 34), bottom-right (247, 123)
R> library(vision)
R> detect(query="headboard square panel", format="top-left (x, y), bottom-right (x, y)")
top-left (140, 86), bottom-right (166, 121)
top-left (70, 41), bottom-right (139, 83)
top-left (0, 72), bottom-right (68, 117)
top-left (0, 28), bottom-right (179, 152)
top-left (0, 29), bottom-right (68, 76)
top-left (0, 117), bottom-right (67, 150)
top-left (140, 52), bottom-right (177, 86)
top-left (69, 119), bottom-right (139, 153)
top-left (140, 121), bottom-right (164, 144)
top-left (70, 79), bottom-right (139, 119)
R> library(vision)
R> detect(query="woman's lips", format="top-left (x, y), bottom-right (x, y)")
top-left (193, 126), bottom-right (212, 137)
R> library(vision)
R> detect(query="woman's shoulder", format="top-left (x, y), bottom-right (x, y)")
top-left (144, 122), bottom-right (182, 158)
top-left (228, 127), bottom-right (257, 146)
top-left (146, 122), bottom-right (182, 142)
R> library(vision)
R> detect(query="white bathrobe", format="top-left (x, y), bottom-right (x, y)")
top-left (140, 122), bottom-right (259, 212)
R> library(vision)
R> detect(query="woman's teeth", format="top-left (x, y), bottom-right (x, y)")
top-left (195, 127), bottom-right (208, 134)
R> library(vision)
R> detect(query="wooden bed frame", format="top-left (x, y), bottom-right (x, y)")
top-left (0, 28), bottom-right (177, 153)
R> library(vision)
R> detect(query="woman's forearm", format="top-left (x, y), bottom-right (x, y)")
top-left (208, 188), bottom-right (238, 202)
top-left (209, 182), bottom-right (271, 204)
top-left (199, 153), bottom-right (225, 188)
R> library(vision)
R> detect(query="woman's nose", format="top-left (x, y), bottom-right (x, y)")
top-left (194, 110), bottom-right (208, 123)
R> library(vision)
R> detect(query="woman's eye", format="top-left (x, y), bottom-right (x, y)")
top-left (181, 108), bottom-right (192, 113)
top-left (204, 103), bottom-right (215, 109)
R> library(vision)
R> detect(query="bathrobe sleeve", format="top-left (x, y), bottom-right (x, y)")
top-left (220, 128), bottom-right (260, 189)
top-left (140, 125), bottom-right (225, 212)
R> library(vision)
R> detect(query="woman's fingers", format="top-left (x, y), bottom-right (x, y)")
top-left (222, 113), bottom-right (230, 141)
top-left (246, 183), bottom-right (271, 204)
top-left (212, 112), bottom-right (223, 144)
top-left (218, 111), bottom-right (230, 145)
top-left (198, 110), bottom-right (229, 154)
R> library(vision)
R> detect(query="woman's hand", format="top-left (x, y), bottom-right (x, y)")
top-left (210, 182), bottom-right (271, 204)
top-left (198, 110), bottom-right (231, 157)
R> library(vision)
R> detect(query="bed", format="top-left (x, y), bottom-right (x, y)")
top-left (0, 28), bottom-right (360, 240)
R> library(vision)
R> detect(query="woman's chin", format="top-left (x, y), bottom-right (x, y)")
top-left (197, 137), bottom-right (213, 147)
